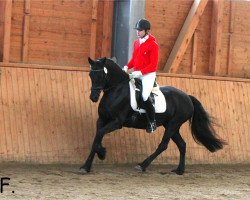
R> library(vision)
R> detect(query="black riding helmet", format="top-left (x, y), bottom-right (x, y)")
top-left (134, 19), bottom-right (151, 31)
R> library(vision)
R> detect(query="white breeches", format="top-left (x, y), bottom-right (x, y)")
top-left (139, 72), bottom-right (156, 101)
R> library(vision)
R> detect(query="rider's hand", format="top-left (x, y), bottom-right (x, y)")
top-left (122, 66), bottom-right (128, 73)
top-left (131, 71), bottom-right (142, 78)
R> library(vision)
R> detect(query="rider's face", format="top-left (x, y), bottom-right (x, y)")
top-left (136, 29), bottom-right (146, 38)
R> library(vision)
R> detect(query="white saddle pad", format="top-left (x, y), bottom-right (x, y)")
top-left (129, 81), bottom-right (167, 113)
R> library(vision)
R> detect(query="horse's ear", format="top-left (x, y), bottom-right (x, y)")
top-left (110, 57), bottom-right (117, 63)
top-left (88, 57), bottom-right (95, 65)
top-left (102, 57), bottom-right (107, 64)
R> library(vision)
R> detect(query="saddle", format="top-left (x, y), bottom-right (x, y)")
top-left (129, 78), bottom-right (166, 114)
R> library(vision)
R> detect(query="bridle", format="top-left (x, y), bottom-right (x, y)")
top-left (90, 65), bottom-right (130, 93)
top-left (90, 67), bottom-right (108, 91)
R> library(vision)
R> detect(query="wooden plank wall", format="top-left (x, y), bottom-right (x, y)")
top-left (145, 0), bottom-right (210, 74)
top-left (9, 0), bottom-right (112, 66)
top-left (9, 0), bottom-right (23, 62)
top-left (1, 0), bottom-right (249, 78)
top-left (0, 65), bottom-right (249, 164)
top-left (229, 1), bottom-right (250, 78)
top-left (146, 0), bottom-right (250, 78)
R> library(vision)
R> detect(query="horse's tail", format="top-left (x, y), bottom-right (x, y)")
top-left (188, 95), bottom-right (226, 152)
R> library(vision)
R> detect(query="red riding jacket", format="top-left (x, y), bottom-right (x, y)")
top-left (126, 34), bottom-right (159, 75)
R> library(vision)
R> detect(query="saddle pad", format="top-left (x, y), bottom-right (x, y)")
top-left (129, 82), bottom-right (167, 113)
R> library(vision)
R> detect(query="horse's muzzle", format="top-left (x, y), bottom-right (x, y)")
top-left (90, 89), bottom-right (101, 102)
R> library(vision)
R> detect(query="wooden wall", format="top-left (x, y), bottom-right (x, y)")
top-left (0, 64), bottom-right (249, 164)
top-left (1, 0), bottom-right (249, 78)
top-left (3, 0), bottom-right (113, 66)
top-left (146, 0), bottom-right (250, 78)
top-left (0, 0), bottom-right (249, 165)
top-left (229, 1), bottom-right (250, 78)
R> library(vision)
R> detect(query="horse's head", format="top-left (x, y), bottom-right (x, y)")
top-left (88, 57), bottom-right (108, 102)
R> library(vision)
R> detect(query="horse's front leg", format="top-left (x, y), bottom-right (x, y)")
top-left (79, 118), bottom-right (122, 174)
top-left (79, 118), bottom-right (105, 173)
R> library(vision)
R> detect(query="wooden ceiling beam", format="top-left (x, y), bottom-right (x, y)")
top-left (163, 0), bottom-right (208, 73)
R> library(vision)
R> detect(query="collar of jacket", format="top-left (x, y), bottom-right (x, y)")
top-left (139, 35), bottom-right (149, 45)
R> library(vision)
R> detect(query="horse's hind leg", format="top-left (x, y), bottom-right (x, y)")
top-left (135, 133), bottom-right (170, 172)
top-left (135, 122), bottom-right (181, 172)
top-left (171, 132), bottom-right (186, 175)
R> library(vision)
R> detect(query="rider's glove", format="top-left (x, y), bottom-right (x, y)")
top-left (131, 71), bottom-right (142, 78)
top-left (122, 66), bottom-right (128, 73)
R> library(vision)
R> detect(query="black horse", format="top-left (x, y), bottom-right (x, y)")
top-left (80, 57), bottom-right (225, 175)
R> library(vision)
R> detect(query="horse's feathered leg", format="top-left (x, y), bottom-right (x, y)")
top-left (171, 131), bottom-right (186, 175)
top-left (80, 117), bottom-right (122, 173)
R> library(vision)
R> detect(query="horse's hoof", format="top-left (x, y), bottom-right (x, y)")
top-left (97, 147), bottom-right (106, 160)
top-left (134, 165), bottom-right (145, 172)
top-left (171, 168), bottom-right (184, 175)
top-left (97, 151), bottom-right (106, 160)
top-left (79, 168), bottom-right (89, 174)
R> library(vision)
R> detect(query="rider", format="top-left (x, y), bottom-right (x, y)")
top-left (123, 18), bottom-right (159, 133)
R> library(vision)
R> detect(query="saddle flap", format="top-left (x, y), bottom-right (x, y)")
top-left (129, 81), bottom-right (166, 113)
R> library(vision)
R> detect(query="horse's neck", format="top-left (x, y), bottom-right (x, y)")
top-left (106, 71), bottom-right (128, 89)
top-left (105, 62), bottom-right (129, 88)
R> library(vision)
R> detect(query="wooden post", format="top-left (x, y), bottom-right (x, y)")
top-left (3, 0), bottom-right (12, 63)
top-left (227, 34), bottom-right (234, 76)
top-left (227, 0), bottom-right (236, 76)
top-left (101, 0), bottom-right (114, 58)
top-left (22, 0), bottom-right (31, 62)
top-left (192, 31), bottom-right (197, 74)
top-left (209, 0), bottom-right (223, 76)
top-left (163, 0), bottom-right (208, 73)
top-left (89, 0), bottom-right (98, 59)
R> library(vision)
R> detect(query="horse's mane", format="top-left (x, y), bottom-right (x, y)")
top-left (105, 58), bottom-right (129, 79)
top-left (105, 58), bottom-right (121, 70)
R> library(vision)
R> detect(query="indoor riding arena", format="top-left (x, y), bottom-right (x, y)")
top-left (0, 0), bottom-right (249, 199)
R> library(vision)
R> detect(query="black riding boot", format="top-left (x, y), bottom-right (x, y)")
top-left (144, 98), bottom-right (157, 133)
